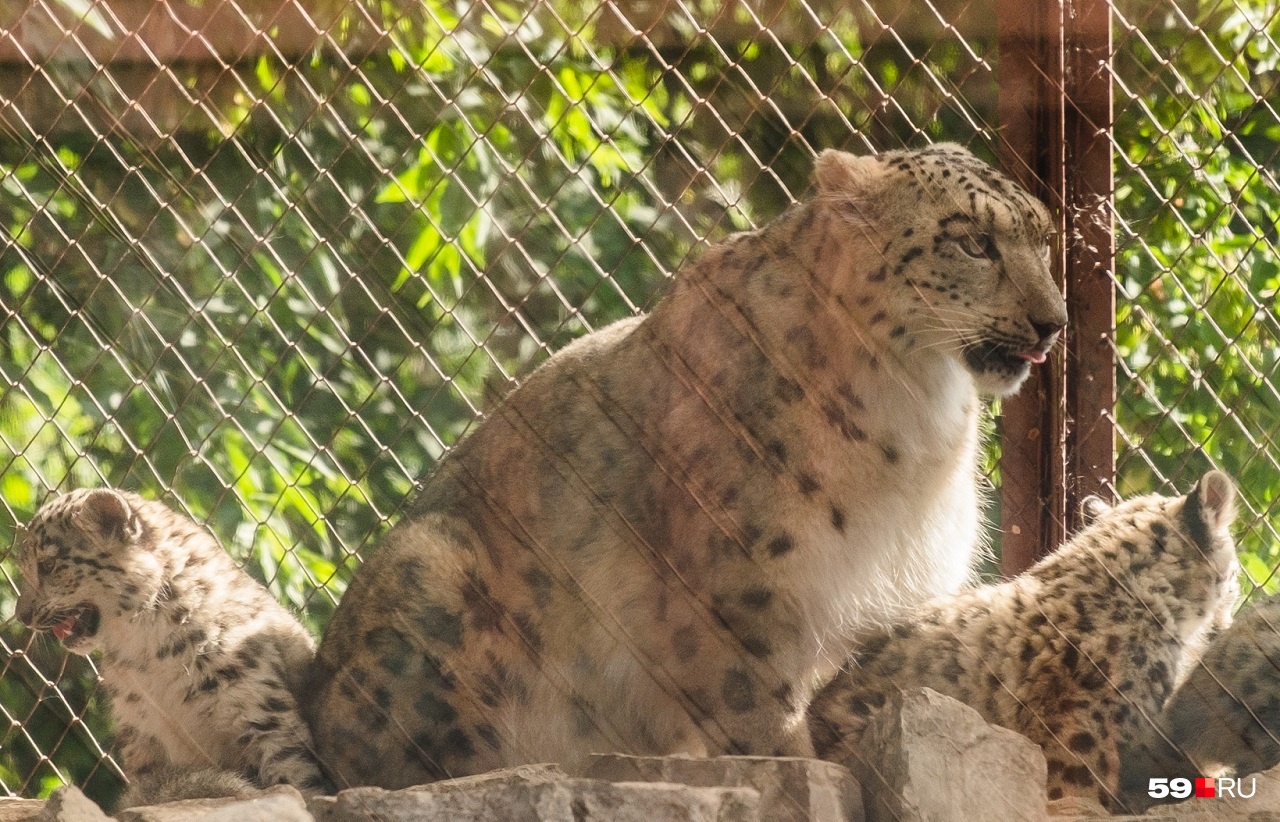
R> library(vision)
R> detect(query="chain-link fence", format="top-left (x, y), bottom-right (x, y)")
top-left (1111, 2), bottom-right (1280, 589)
top-left (0, 0), bottom-right (1277, 807)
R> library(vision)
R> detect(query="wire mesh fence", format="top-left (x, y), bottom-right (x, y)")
top-left (1111, 1), bottom-right (1280, 590)
top-left (0, 0), bottom-right (1276, 807)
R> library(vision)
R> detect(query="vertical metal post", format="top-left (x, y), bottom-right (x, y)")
top-left (997, 0), bottom-right (1114, 576)
top-left (1061, 0), bottom-right (1117, 534)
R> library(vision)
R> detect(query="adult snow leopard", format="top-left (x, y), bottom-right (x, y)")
top-left (306, 143), bottom-right (1069, 787)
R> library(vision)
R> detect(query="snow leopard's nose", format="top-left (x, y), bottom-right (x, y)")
top-left (1031, 319), bottom-right (1065, 347)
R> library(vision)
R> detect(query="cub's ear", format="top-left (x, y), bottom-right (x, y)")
top-left (812, 150), bottom-right (891, 222)
top-left (74, 489), bottom-right (143, 544)
top-left (1190, 470), bottom-right (1236, 532)
top-left (1079, 495), bottom-right (1112, 525)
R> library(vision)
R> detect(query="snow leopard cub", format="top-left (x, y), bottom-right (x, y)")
top-left (14, 488), bottom-right (328, 807)
top-left (808, 470), bottom-right (1239, 812)
top-left (1120, 593), bottom-right (1280, 810)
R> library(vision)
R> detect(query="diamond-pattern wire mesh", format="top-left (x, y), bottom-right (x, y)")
top-left (0, 0), bottom-right (1002, 800)
top-left (0, 0), bottom-right (1274, 807)
top-left (1110, 0), bottom-right (1280, 594)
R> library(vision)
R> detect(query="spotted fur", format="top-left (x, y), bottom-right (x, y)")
top-left (1120, 594), bottom-right (1280, 810)
top-left (808, 471), bottom-right (1240, 812)
top-left (14, 489), bottom-right (328, 807)
top-left (305, 144), bottom-right (1068, 788)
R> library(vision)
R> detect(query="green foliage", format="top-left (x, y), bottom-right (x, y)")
top-left (2, 1), bottom-right (943, 800)
top-left (1112, 0), bottom-right (1280, 601)
top-left (1, 0), bottom-right (1277, 804)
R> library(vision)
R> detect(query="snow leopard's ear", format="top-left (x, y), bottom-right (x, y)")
top-left (1079, 495), bottom-right (1112, 525)
top-left (75, 489), bottom-right (143, 545)
top-left (813, 150), bottom-right (891, 224)
top-left (1186, 470), bottom-right (1236, 534)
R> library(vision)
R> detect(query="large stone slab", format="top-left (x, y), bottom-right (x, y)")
top-left (32, 787), bottom-right (110, 822)
top-left (116, 786), bottom-right (311, 822)
top-left (851, 687), bottom-right (1048, 822)
top-left (0, 798), bottom-right (44, 822)
top-left (581, 753), bottom-right (861, 822)
top-left (310, 765), bottom-right (759, 822)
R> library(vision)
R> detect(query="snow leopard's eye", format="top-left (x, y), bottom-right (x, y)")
top-left (958, 234), bottom-right (996, 259)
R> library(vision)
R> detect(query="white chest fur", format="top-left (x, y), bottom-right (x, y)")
top-left (783, 356), bottom-right (984, 673)
top-left (105, 658), bottom-right (232, 768)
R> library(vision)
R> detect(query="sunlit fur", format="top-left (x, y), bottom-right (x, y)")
top-left (810, 471), bottom-right (1239, 813)
top-left (1121, 592), bottom-right (1280, 810)
top-left (305, 144), bottom-right (1068, 788)
top-left (15, 489), bottom-right (328, 808)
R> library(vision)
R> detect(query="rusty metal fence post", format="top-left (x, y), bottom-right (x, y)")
top-left (998, 0), bottom-right (1115, 575)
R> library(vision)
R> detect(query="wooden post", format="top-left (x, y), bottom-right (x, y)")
top-left (1061, 0), bottom-right (1117, 534)
top-left (997, 0), bottom-right (1114, 575)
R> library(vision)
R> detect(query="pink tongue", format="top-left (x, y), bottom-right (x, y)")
top-left (1019, 349), bottom-right (1048, 365)
top-left (51, 617), bottom-right (77, 641)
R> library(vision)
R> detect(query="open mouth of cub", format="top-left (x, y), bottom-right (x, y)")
top-left (42, 604), bottom-right (100, 643)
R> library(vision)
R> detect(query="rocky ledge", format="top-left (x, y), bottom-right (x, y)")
top-left (4, 689), bottom-right (1277, 822)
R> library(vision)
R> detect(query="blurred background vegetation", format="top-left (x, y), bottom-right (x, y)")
top-left (0, 0), bottom-right (1277, 804)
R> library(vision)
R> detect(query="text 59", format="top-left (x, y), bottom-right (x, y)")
top-left (1147, 778), bottom-right (1194, 799)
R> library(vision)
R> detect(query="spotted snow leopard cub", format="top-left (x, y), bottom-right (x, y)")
top-left (1120, 594), bottom-right (1280, 810)
top-left (808, 470), bottom-right (1239, 812)
top-left (306, 143), bottom-right (1068, 788)
top-left (15, 488), bottom-right (328, 807)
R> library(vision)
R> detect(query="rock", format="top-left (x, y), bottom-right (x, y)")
top-left (564, 781), bottom-right (757, 822)
top-left (0, 798), bottom-right (44, 822)
top-left (403, 763), bottom-right (568, 794)
top-left (311, 766), bottom-right (759, 822)
top-left (581, 753), bottom-right (861, 822)
top-left (851, 687), bottom-right (1049, 822)
top-left (116, 785), bottom-right (311, 822)
top-left (1047, 795), bottom-right (1110, 816)
top-left (307, 764), bottom-right (567, 819)
top-left (32, 787), bottom-right (110, 822)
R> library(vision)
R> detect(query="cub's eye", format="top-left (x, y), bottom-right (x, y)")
top-left (957, 234), bottom-right (995, 259)
top-left (36, 557), bottom-right (56, 577)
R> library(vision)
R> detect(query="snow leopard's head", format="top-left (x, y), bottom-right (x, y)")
top-left (813, 143), bottom-right (1068, 396)
top-left (1076, 469), bottom-right (1240, 642)
top-left (15, 488), bottom-right (166, 655)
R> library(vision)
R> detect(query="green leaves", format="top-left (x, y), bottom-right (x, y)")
top-left (5, 0), bottom-right (1280, 800)
top-left (1113, 0), bottom-right (1280, 599)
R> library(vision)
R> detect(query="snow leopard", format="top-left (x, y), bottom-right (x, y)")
top-left (1120, 593), bottom-right (1280, 810)
top-left (808, 470), bottom-right (1239, 812)
top-left (14, 488), bottom-right (329, 807)
top-left (305, 143), bottom-right (1069, 788)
